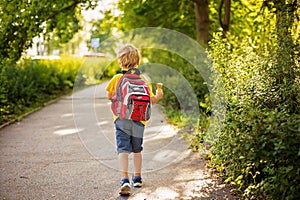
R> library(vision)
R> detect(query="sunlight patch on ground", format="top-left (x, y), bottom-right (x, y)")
top-left (144, 124), bottom-right (177, 141)
top-left (97, 120), bottom-right (109, 126)
top-left (131, 187), bottom-right (179, 200)
top-left (53, 128), bottom-right (83, 136)
top-left (152, 150), bottom-right (181, 162)
top-left (153, 187), bottom-right (179, 199)
top-left (60, 113), bottom-right (73, 118)
top-left (180, 179), bottom-right (211, 198)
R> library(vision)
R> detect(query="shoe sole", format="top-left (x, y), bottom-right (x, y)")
top-left (119, 183), bottom-right (131, 195)
top-left (132, 182), bottom-right (143, 187)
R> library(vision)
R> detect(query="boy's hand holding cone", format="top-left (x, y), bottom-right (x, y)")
top-left (150, 83), bottom-right (164, 104)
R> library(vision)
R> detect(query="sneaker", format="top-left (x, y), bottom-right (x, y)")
top-left (132, 176), bottom-right (143, 187)
top-left (119, 178), bottom-right (131, 195)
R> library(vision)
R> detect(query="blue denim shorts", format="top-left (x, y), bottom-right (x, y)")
top-left (115, 119), bottom-right (145, 154)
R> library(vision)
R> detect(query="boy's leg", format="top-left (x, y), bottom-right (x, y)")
top-left (118, 152), bottom-right (131, 195)
top-left (132, 151), bottom-right (143, 187)
top-left (115, 122), bottom-right (131, 195)
top-left (115, 120), bottom-right (132, 178)
top-left (133, 152), bottom-right (142, 177)
top-left (131, 121), bottom-right (144, 177)
top-left (118, 152), bottom-right (129, 178)
top-left (131, 121), bottom-right (144, 187)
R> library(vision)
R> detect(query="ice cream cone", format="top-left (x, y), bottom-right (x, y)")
top-left (157, 83), bottom-right (163, 89)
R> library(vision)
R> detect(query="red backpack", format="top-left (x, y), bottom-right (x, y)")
top-left (111, 69), bottom-right (151, 121)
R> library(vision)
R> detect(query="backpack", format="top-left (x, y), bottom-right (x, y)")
top-left (111, 68), bottom-right (151, 121)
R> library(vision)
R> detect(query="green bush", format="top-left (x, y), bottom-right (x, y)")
top-left (0, 57), bottom-right (83, 124)
top-left (0, 55), bottom-right (118, 125)
top-left (208, 34), bottom-right (300, 199)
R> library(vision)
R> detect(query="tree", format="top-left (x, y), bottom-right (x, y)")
top-left (116, 0), bottom-right (196, 40)
top-left (104, 0), bottom-right (232, 45)
top-left (88, 10), bottom-right (118, 52)
top-left (0, 0), bottom-right (96, 62)
top-left (193, 0), bottom-right (210, 44)
top-left (115, 0), bottom-right (232, 45)
top-left (218, 0), bottom-right (231, 37)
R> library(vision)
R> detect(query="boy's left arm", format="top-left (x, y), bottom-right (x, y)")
top-left (142, 75), bottom-right (163, 104)
top-left (151, 89), bottom-right (163, 104)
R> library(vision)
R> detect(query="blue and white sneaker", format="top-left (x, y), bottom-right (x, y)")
top-left (119, 178), bottom-right (131, 195)
top-left (132, 176), bottom-right (143, 187)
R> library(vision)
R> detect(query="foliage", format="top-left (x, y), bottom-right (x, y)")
top-left (88, 10), bottom-right (119, 52)
top-left (0, 57), bottom-right (83, 124)
top-left (114, 0), bottom-right (278, 47)
top-left (182, 111), bottom-right (211, 152)
top-left (0, 0), bottom-right (96, 62)
top-left (117, 0), bottom-right (196, 39)
top-left (208, 0), bottom-right (279, 51)
top-left (206, 2), bottom-right (300, 199)
top-left (0, 55), bottom-right (116, 125)
top-left (209, 21), bottom-right (299, 200)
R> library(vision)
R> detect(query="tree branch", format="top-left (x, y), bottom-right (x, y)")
top-left (191, 0), bottom-right (201, 4)
top-left (45, 1), bottom-right (81, 21)
top-left (218, 0), bottom-right (224, 30)
top-left (192, 0), bottom-right (208, 6)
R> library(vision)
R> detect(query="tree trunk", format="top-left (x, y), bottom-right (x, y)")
top-left (194, 0), bottom-right (210, 45)
top-left (223, 0), bottom-right (231, 37)
top-left (218, 0), bottom-right (231, 38)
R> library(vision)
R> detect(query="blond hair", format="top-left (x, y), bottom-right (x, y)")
top-left (117, 44), bottom-right (140, 69)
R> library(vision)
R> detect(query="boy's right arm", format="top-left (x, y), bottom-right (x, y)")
top-left (107, 92), bottom-right (114, 100)
top-left (106, 75), bottom-right (120, 100)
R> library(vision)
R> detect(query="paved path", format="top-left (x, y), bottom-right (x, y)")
top-left (0, 82), bottom-right (238, 200)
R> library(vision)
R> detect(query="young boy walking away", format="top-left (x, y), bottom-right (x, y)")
top-left (106, 44), bottom-right (164, 195)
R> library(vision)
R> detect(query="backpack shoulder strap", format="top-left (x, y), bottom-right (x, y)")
top-left (125, 68), bottom-right (141, 75)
